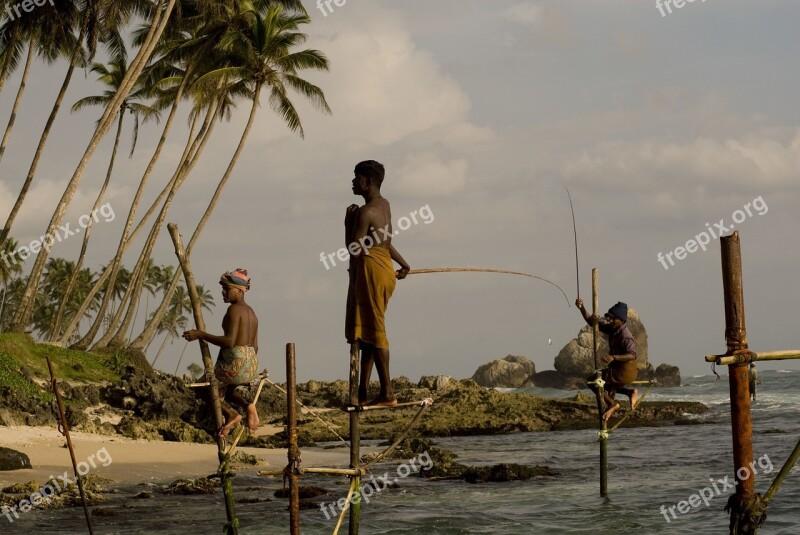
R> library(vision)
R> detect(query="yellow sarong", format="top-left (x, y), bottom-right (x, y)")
top-left (345, 246), bottom-right (396, 349)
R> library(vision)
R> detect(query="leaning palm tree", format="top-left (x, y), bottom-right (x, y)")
top-left (51, 56), bottom-right (160, 340)
top-left (130, 5), bottom-right (330, 353)
top-left (0, 0), bottom-right (151, 247)
top-left (9, 0), bottom-right (180, 332)
top-left (149, 307), bottom-right (186, 367)
top-left (0, 237), bottom-right (21, 332)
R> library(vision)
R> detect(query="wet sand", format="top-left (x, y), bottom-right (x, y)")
top-left (0, 425), bottom-right (349, 487)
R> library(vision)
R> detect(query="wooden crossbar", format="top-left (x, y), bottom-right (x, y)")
top-left (705, 350), bottom-right (800, 366)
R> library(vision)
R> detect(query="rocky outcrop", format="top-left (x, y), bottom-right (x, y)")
top-left (530, 370), bottom-right (587, 390)
top-left (554, 308), bottom-right (649, 376)
top-left (471, 355), bottom-right (535, 388)
top-left (653, 363), bottom-right (681, 387)
top-left (0, 447), bottom-right (31, 471)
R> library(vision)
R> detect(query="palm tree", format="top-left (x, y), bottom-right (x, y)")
top-left (149, 307), bottom-right (186, 367)
top-left (51, 56), bottom-right (159, 340)
top-left (8, 0), bottom-right (179, 333)
top-left (129, 5), bottom-right (329, 354)
top-left (0, 0), bottom-right (151, 246)
top-left (0, 237), bottom-right (22, 332)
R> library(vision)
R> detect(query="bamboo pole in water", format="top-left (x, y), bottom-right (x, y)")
top-left (46, 357), bottom-right (94, 535)
top-left (286, 343), bottom-right (301, 535)
top-left (167, 223), bottom-right (238, 534)
top-left (348, 341), bottom-right (362, 534)
top-left (591, 268), bottom-right (608, 498)
top-left (720, 232), bottom-right (758, 534)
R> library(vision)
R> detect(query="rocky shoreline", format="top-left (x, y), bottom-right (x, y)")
top-left (1, 365), bottom-right (708, 453)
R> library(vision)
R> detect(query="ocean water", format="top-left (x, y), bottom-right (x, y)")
top-left (7, 371), bottom-right (800, 534)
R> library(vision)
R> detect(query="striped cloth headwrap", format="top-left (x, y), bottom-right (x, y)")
top-left (220, 268), bottom-right (250, 292)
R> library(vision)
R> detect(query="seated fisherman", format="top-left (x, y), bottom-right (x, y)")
top-left (575, 299), bottom-right (639, 422)
top-left (183, 269), bottom-right (260, 437)
top-left (345, 160), bottom-right (410, 407)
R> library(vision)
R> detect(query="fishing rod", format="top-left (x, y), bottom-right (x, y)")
top-left (407, 267), bottom-right (570, 306)
top-left (564, 185), bottom-right (579, 300)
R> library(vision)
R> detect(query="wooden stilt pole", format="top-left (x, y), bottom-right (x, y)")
top-left (720, 231), bottom-right (761, 534)
top-left (348, 341), bottom-right (362, 535)
top-left (592, 268), bottom-right (608, 497)
top-left (46, 357), bottom-right (94, 535)
top-left (167, 223), bottom-right (238, 534)
top-left (286, 343), bottom-right (301, 535)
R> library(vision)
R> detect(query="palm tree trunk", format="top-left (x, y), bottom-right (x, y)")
top-left (50, 110), bottom-right (125, 340)
top-left (0, 40), bottom-right (33, 165)
top-left (0, 284), bottom-right (7, 333)
top-left (0, 24), bottom-right (87, 249)
top-left (151, 332), bottom-right (170, 367)
top-left (131, 86), bottom-right (262, 351)
top-left (9, 0), bottom-right (178, 332)
top-left (71, 74), bottom-right (192, 349)
top-left (174, 341), bottom-right (189, 375)
top-left (94, 99), bottom-right (220, 350)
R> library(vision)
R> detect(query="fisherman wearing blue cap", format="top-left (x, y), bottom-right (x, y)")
top-left (576, 298), bottom-right (639, 422)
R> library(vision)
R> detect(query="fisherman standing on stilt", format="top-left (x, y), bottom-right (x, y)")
top-left (576, 299), bottom-right (640, 421)
top-left (345, 160), bottom-right (410, 407)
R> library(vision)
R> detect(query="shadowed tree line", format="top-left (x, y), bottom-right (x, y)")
top-left (0, 0), bottom-right (330, 365)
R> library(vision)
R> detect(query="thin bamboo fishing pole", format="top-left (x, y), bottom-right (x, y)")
top-left (46, 357), bottom-right (94, 535)
top-left (407, 268), bottom-right (570, 305)
top-left (564, 185), bottom-right (580, 300)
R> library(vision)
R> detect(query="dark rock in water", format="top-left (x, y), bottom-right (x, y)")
top-left (472, 355), bottom-right (535, 388)
top-left (91, 507), bottom-right (117, 517)
top-left (531, 370), bottom-right (586, 390)
top-left (163, 477), bottom-right (218, 495)
top-left (299, 499), bottom-right (320, 510)
top-left (462, 463), bottom-right (557, 484)
top-left (274, 486), bottom-right (329, 499)
top-left (238, 496), bottom-right (272, 504)
top-left (133, 491), bottom-right (153, 499)
top-left (0, 447), bottom-right (32, 471)
top-left (653, 363), bottom-right (681, 387)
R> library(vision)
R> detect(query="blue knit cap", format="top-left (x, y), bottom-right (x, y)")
top-left (607, 302), bottom-right (628, 322)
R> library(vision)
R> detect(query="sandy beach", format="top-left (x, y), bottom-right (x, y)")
top-left (0, 425), bottom-right (350, 487)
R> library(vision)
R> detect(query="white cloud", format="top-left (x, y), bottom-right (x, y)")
top-left (393, 153), bottom-right (469, 198)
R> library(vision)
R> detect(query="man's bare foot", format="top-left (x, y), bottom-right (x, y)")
top-left (246, 404), bottom-right (260, 433)
top-left (602, 403), bottom-right (620, 422)
top-left (629, 389), bottom-right (640, 410)
top-left (218, 414), bottom-right (242, 438)
top-left (365, 396), bottom-right (398, 407)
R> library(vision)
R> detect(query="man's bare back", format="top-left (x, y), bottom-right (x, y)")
top-left (221, 303), bottom-right (258, 351)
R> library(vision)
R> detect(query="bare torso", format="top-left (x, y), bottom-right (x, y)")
top-left (221, 302), bottom-right (258, 350)
top-left (361, 197), bottom-right (392, 250)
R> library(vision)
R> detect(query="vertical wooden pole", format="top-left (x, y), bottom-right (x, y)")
top-left (348, 342), bottom-right (361, 534)
top-left (286, 343), bottom-right (300, 535)
top-left (46, 357), bottom-right (94, 535)
top-left (167, 223), bottom-right (238, 534)
top-left (592, 268), bottom-right (608, 497)
top-left (720, 232), bottom-right (756, 532)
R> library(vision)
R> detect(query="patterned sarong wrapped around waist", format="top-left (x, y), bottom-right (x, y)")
top-left (215, 346), bottom-right (258, 386)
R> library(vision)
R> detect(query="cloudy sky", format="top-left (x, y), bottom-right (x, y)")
top-left (1, 0), bottom-right (798, 383)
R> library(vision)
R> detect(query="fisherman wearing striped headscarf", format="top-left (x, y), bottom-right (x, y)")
top-left (183, 268), bottom-right (260, 437)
